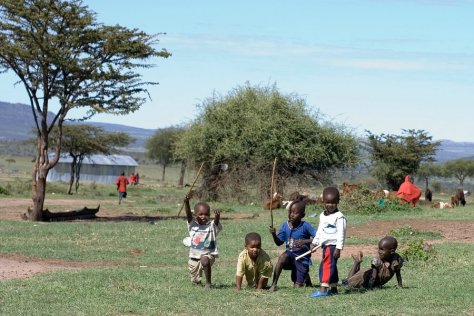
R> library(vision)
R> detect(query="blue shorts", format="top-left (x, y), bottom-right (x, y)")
top-left (282, 250), bottom-right (310, 285)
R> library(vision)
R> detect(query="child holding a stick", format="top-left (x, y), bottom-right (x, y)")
top-left (235, 232), bottom-right (273, 291)
top-left (184, 193), bottom-right (222, 289)
top-left (269, 198), bottom-right (316, 291)
top-left (310, 186), bottom-right (347, 298)
top-left (342, 236), bottom-right (403, 291)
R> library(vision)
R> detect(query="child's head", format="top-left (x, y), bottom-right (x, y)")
top-left (287, 200), bottom-right (305, 225)
top-left (378, 236), bottom-right (398, 260)
top-left (323, 186), bottom-right (340, 214)
top-left (244, 232), bottom-right (262, 260)
top-left (194, 202), bottom-right (211, 225)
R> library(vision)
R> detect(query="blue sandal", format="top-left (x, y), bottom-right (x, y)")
top-left (310, 290), bottom-right (332, 298)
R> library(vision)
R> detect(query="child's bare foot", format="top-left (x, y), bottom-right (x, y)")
top-left (204, 283), bottom-right (211, 289)
top-left (351, 251), bottom-right (363, 263)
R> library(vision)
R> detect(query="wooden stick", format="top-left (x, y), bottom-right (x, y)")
top-left (269, 158), bottom-right (277, 228)
top-left (177, 161), bottom-right (205, 216)
top-left (295, 245), bottom-right (321, 261)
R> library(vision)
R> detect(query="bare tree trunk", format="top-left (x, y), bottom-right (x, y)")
top-left (74, 156), bottom-right (84, 193)
top-left (30, 136), bottom-right (48, 221)
top-left (178, 161), bottom-right (186, 187)
top-left (67, 155), bottom-right (77, 195)
top-left (161, 164), bottom-right (166, 182)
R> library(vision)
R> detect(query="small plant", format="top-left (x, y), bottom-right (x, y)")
top-left (401, 239), bottom-right (436, 262)
top-left (390, 226), bottom-right (442, 239)
top-left (0, 185), bottom-right (10, 195)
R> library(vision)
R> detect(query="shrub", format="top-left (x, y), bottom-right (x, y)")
top-left (0, 185), bottom-right (10, 195)
top-left (401, 239), bottom-right (436, 262)
top-left (339, 187), bottom-right (415, 214)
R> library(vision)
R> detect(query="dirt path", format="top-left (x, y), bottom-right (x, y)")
top-left (1, 198), bottom-right (473, 281)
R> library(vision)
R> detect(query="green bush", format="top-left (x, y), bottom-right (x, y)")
top-left (401, 239), bottom-right (436, 262)
top-left (0, 185), bottom-right (10, 195)
top-left (340, 187), bottom-right (415, 214)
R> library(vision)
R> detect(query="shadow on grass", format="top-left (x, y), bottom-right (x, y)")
top-left (86, 214), bottom-right (259, 223)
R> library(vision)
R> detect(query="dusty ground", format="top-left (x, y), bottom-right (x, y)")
top-left (1, 198), bottom-right (473, 281)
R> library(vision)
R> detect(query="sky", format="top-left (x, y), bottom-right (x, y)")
top-left (1, 0), bottom-right (473, 141)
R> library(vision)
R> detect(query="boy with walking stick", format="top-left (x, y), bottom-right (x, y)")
top-left (269, 198), bottom-right (316, 291)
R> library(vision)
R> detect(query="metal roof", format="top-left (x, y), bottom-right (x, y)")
top-left (51, 154), bottom-right (138, 166)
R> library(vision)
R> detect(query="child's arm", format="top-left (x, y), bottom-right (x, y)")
top-left (395, 269), bottom-right (403, 287)
top-left (214, 209), bottom-right (221, 226)
top-left (184, 194), bottom-right (193, 224)
top-left (256, 277), bottom-right (269, 290)
top-left (294, 238), bottom-right (313, 246)
top-left (367, 268), bottom-right (378, 290)
top-left (235, 276), bottom-right (243, 290)
top-left (269, 226), bottom-right (284, 246)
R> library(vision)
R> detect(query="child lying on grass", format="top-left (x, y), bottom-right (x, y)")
top-left (342, 236), bottom-right (403, 291)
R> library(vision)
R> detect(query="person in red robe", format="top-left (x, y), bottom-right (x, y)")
top-left (396, 175), bottom-right (422, 206)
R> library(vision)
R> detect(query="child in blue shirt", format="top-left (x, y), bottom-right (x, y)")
top-left (269, 198), bottom-right (316, 291)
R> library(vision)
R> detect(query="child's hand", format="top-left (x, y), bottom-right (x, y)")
top-left (294, 239), bottom-right (306, 246)
top-left (184, 193), bottom-right (191, 203)
top-left (214, 209), bottom-right (221, 220)
top-left (269, 226), bottom-right (276, 234)
top-left (334, 248), bottom-right (341, 259)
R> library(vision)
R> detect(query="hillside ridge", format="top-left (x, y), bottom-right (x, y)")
top-left (1, 101), bottom-right (473, 162)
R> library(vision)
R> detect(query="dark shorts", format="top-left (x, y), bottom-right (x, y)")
top-left (282, 250), bottom-right (310, 285)
top-left (119, 191), bottom-right (127, 199)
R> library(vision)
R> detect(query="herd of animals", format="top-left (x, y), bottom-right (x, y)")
top-left (263, 183), bottom-right (468, 210)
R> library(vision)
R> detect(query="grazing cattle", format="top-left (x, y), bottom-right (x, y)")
top-left (285, 191), bottom-right (320, 208)
top-left (451, 189), bottom-right (466, 207)
top-left (263, 192), bottom-right (283, 210)
top-left (425, 188), bottom-right (433, 202)
top-left (430, 201), bottom-right (452, 209)
top-left (341, 182), bottom-right (360, 195)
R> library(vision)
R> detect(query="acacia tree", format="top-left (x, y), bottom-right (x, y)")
top-left (366, 129), bottom-right (440, 190)
top-left (52, 125), bottom-right (133, 194)
top-left (0, 0), bottom-right (169, 220)
top-left (442, 159), bottom-right (474, 189)
top-left (417, 162), bottom-right (442, 191)
top-left (174, 84), bottom-right (359, 201)
top-left (146, 126), bottom-right (184, 182)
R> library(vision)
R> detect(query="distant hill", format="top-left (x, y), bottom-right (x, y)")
top-left (1, 101), bottom-right (474, 161)
top-left (0, 101), bottom-right (156, 151)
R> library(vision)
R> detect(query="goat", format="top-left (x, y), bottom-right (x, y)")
top-left (425, 188), bottom-right (433, 202)
top-left (263, 192), bottom-right (282, 210)
top-left (341, 182), bottom-right (360, 195)
top-left (451, 189), bottom-right (466, 207)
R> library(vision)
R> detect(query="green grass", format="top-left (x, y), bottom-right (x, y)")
top-left (1, 205), bottom-right (474, 315)
top-left (1, 159), bottom-right (474, 315)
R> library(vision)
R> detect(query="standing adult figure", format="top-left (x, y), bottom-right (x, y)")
top-left (396, 175), bottom-right (422, 206)
top-left (116, 171), bottom-right (129, 205)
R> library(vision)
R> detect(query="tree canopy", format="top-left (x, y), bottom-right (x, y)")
top-left (442, 159), bottom-right (474, 188)
top-left (366, 129), bottom-right (440, 190)
top-left (54, 125), bottom-right (133, 194)
top-left (175, 84), bottom-right (359, 200)
top-left (0, 0), bottom-right (170, 220)
top-left (146, 126), bottom-right (184, 182)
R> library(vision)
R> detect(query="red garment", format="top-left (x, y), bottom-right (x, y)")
top-left (396, 175), bottom-right (421, 206)
top-left (129, 174), bottom-right (135, 184)
top-left (116, 175), bottom-right (129, 193)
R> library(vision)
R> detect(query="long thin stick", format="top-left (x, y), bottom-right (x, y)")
top-left (269, 158), bottom-right (277, 228)
top-left (295, 245), bottom-right (321, 261)
top-left (177, 161), bottom-right (205, 216)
